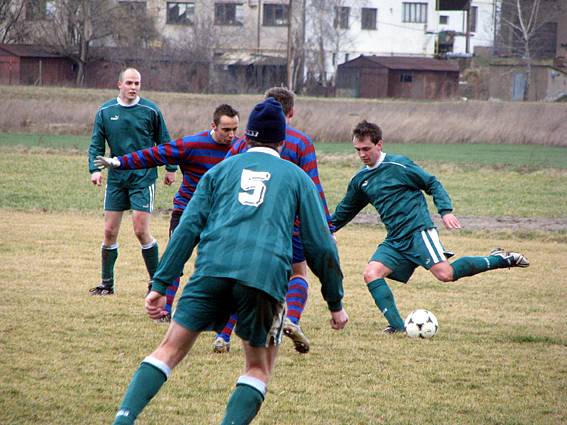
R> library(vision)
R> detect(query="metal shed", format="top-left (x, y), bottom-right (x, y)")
top-left (336, 55), bottom-right (460, 99)
top-left (0, 44), bottom-right (75, 86)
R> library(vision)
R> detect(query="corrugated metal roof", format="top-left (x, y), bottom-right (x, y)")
top-left (345, 55), bottom-right (459, 72)
top-left (0, 44), bottom-right (63, 58)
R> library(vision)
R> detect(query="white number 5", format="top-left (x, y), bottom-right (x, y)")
top-left (238, 169), bottom-right (271, 207)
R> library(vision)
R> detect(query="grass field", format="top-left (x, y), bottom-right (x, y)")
top-left (1, 135), bottom-right (566, 424)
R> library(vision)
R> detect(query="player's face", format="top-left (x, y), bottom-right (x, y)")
top-left (353, 136), bottom-right (383, 167)
top-left (118, 70), bottom-right (141, 104)
top-left (212, 115), bottom-right (239, 145)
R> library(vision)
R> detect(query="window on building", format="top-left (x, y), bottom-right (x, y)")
top-left (334, 6), bottom-right (350, 29)
top-left (167, 2), bottom-right (194, 25)
top-left (439, 15), bottom-right (448, 24)
top-left (400, 73), bottom-right (413, 82)
top-left (402, 2), bottom-right (427, 23)
top-left (215, 3), bottom-right (244, 25)
top-left (469, 6), bottom-right (478, 32)
top-left (25, 0), bottom-right (55, 20)
top-left (263, 3), bottom-right (289, 26)
top-left (361, 8), bottom-right (377, 30)
top-left (332, 53), bottom-right (337, 66)
top-left (119, 1), bottom-right (147, 17)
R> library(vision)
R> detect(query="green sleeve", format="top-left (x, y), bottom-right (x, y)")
top-left (151, 172), bottom-right (212, 293)
top-left (154, 110), bottom-right (177, 173)
top-left (298, 176), bottom-right (344, 312)
top-left (404, 161), bottom-right (453, 216)
top-left (331, 177), bottom-right (369, 231)
top-left (87, 110), bottom-right (106, 173)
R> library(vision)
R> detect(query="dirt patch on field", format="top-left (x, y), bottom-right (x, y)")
top-left (352, 213), bottom-right (567, 232)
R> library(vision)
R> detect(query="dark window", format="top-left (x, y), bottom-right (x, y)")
top-left (469, 6), bottom-right (477, 32)
top-left (361, 8), bottom-right (377, 30)
top-left (119, 1), bottom-right (147, 17)
top-left (402, 2), bottom-right (428, 23)
top-left (334, 6), bottom-right (350, 29)
top-left (25, 0), bottom-right (55, 20)
top-left (167, 2), bottom-right (194, 25)
top-left (263, 3), bottom-right (289, 26)
top-left (400, 73), bottom-right (413, 82)
top-left (215, 3), bottom-right (244, 26)
top-left (439, 15), bottom-right (448, 24)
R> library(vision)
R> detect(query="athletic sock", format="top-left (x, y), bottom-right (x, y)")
top-left (286, 275), bottom-right (308, 325)
top-left (451, 255), bottom-right (508, 281)
top-left (101, 244), bottom-right (118, 288)
top-left (367, 278), bottom-right (405, 330)
top-left (164, 277), bottom-right (180, 314)
top-left (113, 357), bottom-right (171, 425)
top-left (217, 313), bottom-right (238, 342)
top-left (141, 239), bottom-right (159, 279)
top-left (221, 376), bottom-right (266, 425)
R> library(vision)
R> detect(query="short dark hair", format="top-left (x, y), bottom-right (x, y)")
top-left (213, 104), bottom-right (239, 125)
top-left (353, 120), bottom-right (383, 144)
top-left (264, 86), bottom-right (294, 116)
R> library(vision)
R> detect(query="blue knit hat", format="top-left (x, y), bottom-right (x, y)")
top-left (245, 97), bottom-right (286, 143)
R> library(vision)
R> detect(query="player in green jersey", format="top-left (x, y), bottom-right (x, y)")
top-left (332, 120), bottom-right (529, 334)
top-left (87, 68), bottom-right (177, 296)
top-left (111, 98), bottom-right (349, 425)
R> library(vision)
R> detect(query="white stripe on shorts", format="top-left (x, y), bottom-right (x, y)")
top-left (427, 228), bottom-right (446, 262)
top-left (148, 183), bottom-right (155, 213)
top-left (421, 229), bottom-right (445, 264)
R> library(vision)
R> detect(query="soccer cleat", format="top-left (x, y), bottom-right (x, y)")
top-left (489, 248), bottom-right (530, 268)
top-left (213, 336), bottom-right (230, 353)
top-left (283, 318), bottom-right (310, 353)
top-left (89, 283), bottom-right (114, 296)
top-left (383, 325), bottom-right (405, 335)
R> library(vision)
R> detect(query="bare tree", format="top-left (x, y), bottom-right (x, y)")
top-left (0, 0), bottom-right (26, 43)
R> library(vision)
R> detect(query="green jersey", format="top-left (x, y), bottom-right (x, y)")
top-left (152, 147), bottom-right (344, 311)
top-left (332, 152), bottom-right (453, 248)
top-left (87, 96), bottom-right (176, 188)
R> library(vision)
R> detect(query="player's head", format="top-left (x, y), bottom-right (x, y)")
top-left (118, 68), bottom-right (141, 104)
top-left (245, 97), bottom-right (286, 150)
top-left (264, 86), bottom-right (294, 119)
top-left (352, 120), bottom-right (384, 167)
top-left (211, 104), bottom-right (240, 145)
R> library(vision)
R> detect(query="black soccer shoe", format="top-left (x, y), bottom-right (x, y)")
top-left (383, 325), bottom-right (405, 335)
top-left (89, 283), bottom-right (114, 296)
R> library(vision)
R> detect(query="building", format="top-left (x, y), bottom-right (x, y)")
top-left (336, 55), bottom-right (460, 99)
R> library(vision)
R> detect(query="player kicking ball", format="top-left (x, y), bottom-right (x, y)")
top-left (331, 120), bottom-right (529, 334)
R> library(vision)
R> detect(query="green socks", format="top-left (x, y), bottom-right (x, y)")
top-left (367, 278), bottom-right (405, 330)
top-left (451, 255), bottom-right (507, 281)
top-left (141, 239), bottom-right (159, 279)
top-left (101, 244), bottom-right (118, 287)
top-left (221, 376), bottom-right (266, 425)
top-left (113, 357), bottom-right (171, 425)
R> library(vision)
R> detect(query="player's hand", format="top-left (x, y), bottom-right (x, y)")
top-left (330, 308), bottom-right (349, 330)
top-left (94, 155), bottom-right (120, 169)
top-left (90, 171), bottom-right (102, 186)
top-left (145, 290), bottom-right (167, 320)
top-left (442, 213), bottom-right (462, 230)
top-left (164, 171), bottom-right (176, 186)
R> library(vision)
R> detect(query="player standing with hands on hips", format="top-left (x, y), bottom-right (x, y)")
top-left (87, 68), bottom-right (177, 296)
top-left (332, 120), bottom-right (529, 334)
top-left (111, 98), bottom-right (348, 425)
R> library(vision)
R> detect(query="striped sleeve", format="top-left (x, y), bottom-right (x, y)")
top-left (117, 138), bottom-right (191, 170)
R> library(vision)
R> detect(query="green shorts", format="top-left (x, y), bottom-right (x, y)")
top-left (104, 183), bottom-right (155, 213)
top-left (173, 275), bottom-right (286, 348)
top-left (371, 228), bottom-right (447, 283)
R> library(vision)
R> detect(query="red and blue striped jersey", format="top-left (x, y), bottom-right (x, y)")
top-left (117, 130), bottom-right (232, 211)
top-left (226, 125), bottom-right (334, 232)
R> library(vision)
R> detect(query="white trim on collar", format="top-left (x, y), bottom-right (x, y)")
top-left (366, 152), bottom-right (386, 170)
top-left (248, 146), bottom-right (280, 157)
top-left (117, 96), bottom-right (140, 107)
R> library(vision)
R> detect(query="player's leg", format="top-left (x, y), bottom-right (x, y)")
top-left (221, 283), bottom-right (284, 425)
top-left (162, 210), bottom-right (183, 321)
top-left (214, 312), bottom-right (238, 353)
top-left (113, 322), bottom-right (200, 425)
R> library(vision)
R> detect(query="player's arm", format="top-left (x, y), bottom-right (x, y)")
top-left (95, 139), bottom-right (189, 170)
top-left (88, 109), bottom-right (106, 186)
top-left (153, 107), bottom-right (177, 175)
top-left (331, 176), bottom-right (369, 231)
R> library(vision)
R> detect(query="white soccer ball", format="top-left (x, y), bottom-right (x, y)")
top-left (404, 309), bottom-right (439, 338)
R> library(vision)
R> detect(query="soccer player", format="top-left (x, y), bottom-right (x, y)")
top-left (94, 104), bottom-right (240, 320)
top-left (332, 120), bottom-right (529, 334)
top-left (111, 98), bottom-right (349, 425)
top-left (88, 68), bottom-right (177, 296)
top-left (213, 87), bottom-right (334, 354)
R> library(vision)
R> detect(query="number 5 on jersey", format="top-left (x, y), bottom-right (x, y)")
top-left (238, 169), bottom-right (271, 207)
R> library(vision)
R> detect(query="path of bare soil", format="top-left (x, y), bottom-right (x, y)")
top-left (352, 214), bottom-right (567, 232)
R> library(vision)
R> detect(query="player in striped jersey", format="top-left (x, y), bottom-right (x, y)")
top-left (87, 68), bottom-right (177, 296)
top-left (332, 120), bottom-right (529, 334)
top-left (213, 87), bottom-right (333, 354)
top-left (111, 98), bottom-right (348, 425)
top-left (95, 104), bottom-right (240, 320)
